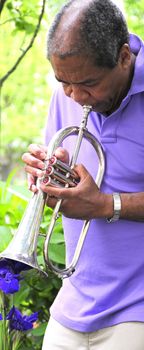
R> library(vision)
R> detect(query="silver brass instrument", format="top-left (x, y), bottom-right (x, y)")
top-left (0, 105), bottom-right (105, 278)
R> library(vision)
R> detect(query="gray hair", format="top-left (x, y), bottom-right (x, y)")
top-left (47, 0), bottom-right (129, 68)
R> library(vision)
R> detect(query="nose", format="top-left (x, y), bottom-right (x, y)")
top-left (66, 84), bottom-right (91, 105)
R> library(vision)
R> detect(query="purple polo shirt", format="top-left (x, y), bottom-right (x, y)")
top-left (45, 34), bottom-right (144, 332)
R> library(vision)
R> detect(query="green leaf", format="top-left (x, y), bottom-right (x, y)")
top-left (31, 322), bottom-right (47, 336)
top-left (49, 243), bottom-right (65, 265)
top-left (14, 282), bottom-right (31, 307)
top-left (8, 185), bottom-right (32, 201)
top-left (6, 2), bottom-right (13, 10)
top-left (0, 226), bottom-right (12, 252)
top-left (49, 231), bottom-right (65, 244)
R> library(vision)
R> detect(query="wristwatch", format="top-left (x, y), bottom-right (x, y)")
top-left (107, 192), bottom-right (121, 223)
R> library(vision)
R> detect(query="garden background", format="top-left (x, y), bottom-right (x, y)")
top-left (0, 0), bottom-right (144, 349)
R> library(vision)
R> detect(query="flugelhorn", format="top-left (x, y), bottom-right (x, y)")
top-left (0, 105), bottom-right (105, 278)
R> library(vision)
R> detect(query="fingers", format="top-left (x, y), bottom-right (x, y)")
top-left (22, 143), bottom-right (77, 197)
top-left (24, 163), bottom-right (44, 178)
top-left (40, 164), bottom-right (88, 198)
top-left (22, 144), bottom-right (47, 193)
top-left (40, 163), bottom-right (101, 220)
top-left (28, 144), bottom-right (47, 160)
top-left (22, 143), bottom-right (47, 169)
top-left (54, 147), bottom-right (69, 164)
top-left (46, 195), bottom-right (58, 208)
top-left (73, 164), bottom-right (89, 180)
top-left (22, 156), bottom-right (45, 193)
top-left (40, 164), bottom-right (86, 197)
top-left (40, 180), bottom-right (74, 200)
top-left (40, 163), bottom-right (98, 219)
top-left (22, 144), bottom-right (47, 192)
top-left (28, 174), bottom-right (38, 193)
top-left (22, 145), bottom-right (69, 172)
top-left (22, 153), bottom-right (45, 170)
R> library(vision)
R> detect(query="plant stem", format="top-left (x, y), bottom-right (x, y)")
top-left (0, 292), bottom-right (14, 350)
top-left (1, 292), bottom-right (7, 350)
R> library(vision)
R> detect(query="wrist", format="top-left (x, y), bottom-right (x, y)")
top-left (103, 193), bottom-right (114, 218)
top-left (94, 193), bottom-right (113, 219)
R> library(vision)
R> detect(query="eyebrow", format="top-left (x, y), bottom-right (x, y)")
top-left (55, 75), bottom-right (99, 85)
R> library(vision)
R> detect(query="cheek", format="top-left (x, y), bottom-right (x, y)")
top-left (63, 85), bottom-right (72, 97)
top-left (88, 86), bottom-right (107, 101)
top-left (89, 83), bottom-right (114, 102)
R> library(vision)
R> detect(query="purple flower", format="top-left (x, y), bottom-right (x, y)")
top-left (0, 314), bottom-right (2, 320)
top-left (7, 306), bottom-right (38, 331)
top-left (9, 260), bottom-right (31, 274)
top-left (0, 259), bottom-right (20, 294)
top-left (0, 259), bottom-right (30, 274)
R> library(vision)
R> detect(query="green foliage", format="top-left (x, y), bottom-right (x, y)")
top-left (1, 0), bottom-right (144, 156)
top-left (6, 0), bottom-right (39, 33)
top-left (1, 2), bottom-right (51, 152)
top-left (0, 2), bottom-right (66, 347)
top-left (0, 1), bottom-right (144, 348)
top-left (0, 174), bottom-right (65, 349)
top-left (125, 0), bottom-right (144, 38)
top-left (1, 0), bottom-right (143, 175)
top-left (0, 0), bottom-right (67, 169)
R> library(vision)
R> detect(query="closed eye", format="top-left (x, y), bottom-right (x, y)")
top-left (55, 75), bottom-right (100, 87)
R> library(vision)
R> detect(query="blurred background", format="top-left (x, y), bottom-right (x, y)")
top-left (0, 1), bottom-right (144, 349)
top-left (0, 0), bottom-right (144, 180)
top-left (0, 0), bottom-right (64, 181)
top-left (0, 0), bottom-right (144, 181)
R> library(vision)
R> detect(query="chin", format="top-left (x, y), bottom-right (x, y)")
top-left (92, 106), bottom-right (105, 114)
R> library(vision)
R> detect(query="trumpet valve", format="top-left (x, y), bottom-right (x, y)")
top-left (43, 157), bottom-right (80, 188)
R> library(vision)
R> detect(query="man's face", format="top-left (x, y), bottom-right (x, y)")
top-left (50, 52), bottom-right (130, 115)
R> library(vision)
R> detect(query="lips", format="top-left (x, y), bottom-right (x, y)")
top-left (92, 99), bottom-right (114, 114)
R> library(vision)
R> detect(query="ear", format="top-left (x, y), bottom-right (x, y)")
top-left (118, 44), bottom-right (131, 69)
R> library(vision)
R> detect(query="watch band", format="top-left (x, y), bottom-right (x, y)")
top-left (107, 192), bottom-right (121, 223)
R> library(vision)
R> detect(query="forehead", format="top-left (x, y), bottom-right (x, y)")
top-left (50, 54), bottom-right (110, 83)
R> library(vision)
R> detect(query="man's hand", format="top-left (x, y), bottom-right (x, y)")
top-left (22, 144), bottom-right (112, 220)
top-left (40, 163), bottom-right (112, 220)
top-left (22, 144), bottom-right (47, 192)
top-left (22, 144), bottom-right (69, 193)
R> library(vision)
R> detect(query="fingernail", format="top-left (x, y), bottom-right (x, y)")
top-left (40, 152), bottom-right (46, 159)
top-left (28, 184), bottom-right (38, 193)
top-left (36, 170), bottom-right (43, 177)
top-left (28, 184), bottom-right (33, 191)
top-left (38, 162), bottom-right (45, 170)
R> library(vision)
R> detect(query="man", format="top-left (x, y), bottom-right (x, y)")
top-left (22, 0), bottom-right (144, 349)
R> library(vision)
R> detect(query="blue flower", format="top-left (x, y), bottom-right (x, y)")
top-left (8, 260), bottom-right (31, 274)
top-left (0, 314), bottom-right (2, 320)
top-left (0, 259), bottom-right (20, 294)
top-left (7, 306), bottom-right (38, 331)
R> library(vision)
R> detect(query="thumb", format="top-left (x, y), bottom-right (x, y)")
top-left (54, 147), bottom-right (69, 164)
top-left (73, 164), bottom-right (89, 181)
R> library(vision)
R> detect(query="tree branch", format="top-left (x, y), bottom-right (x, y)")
top-left (0, 17), bottom-right (17, 25)
top-left (0, 0), bottom-right (46, 88)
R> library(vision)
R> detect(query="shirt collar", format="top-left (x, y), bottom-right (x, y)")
top-left (128, 33), bottom-right (144, 96)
